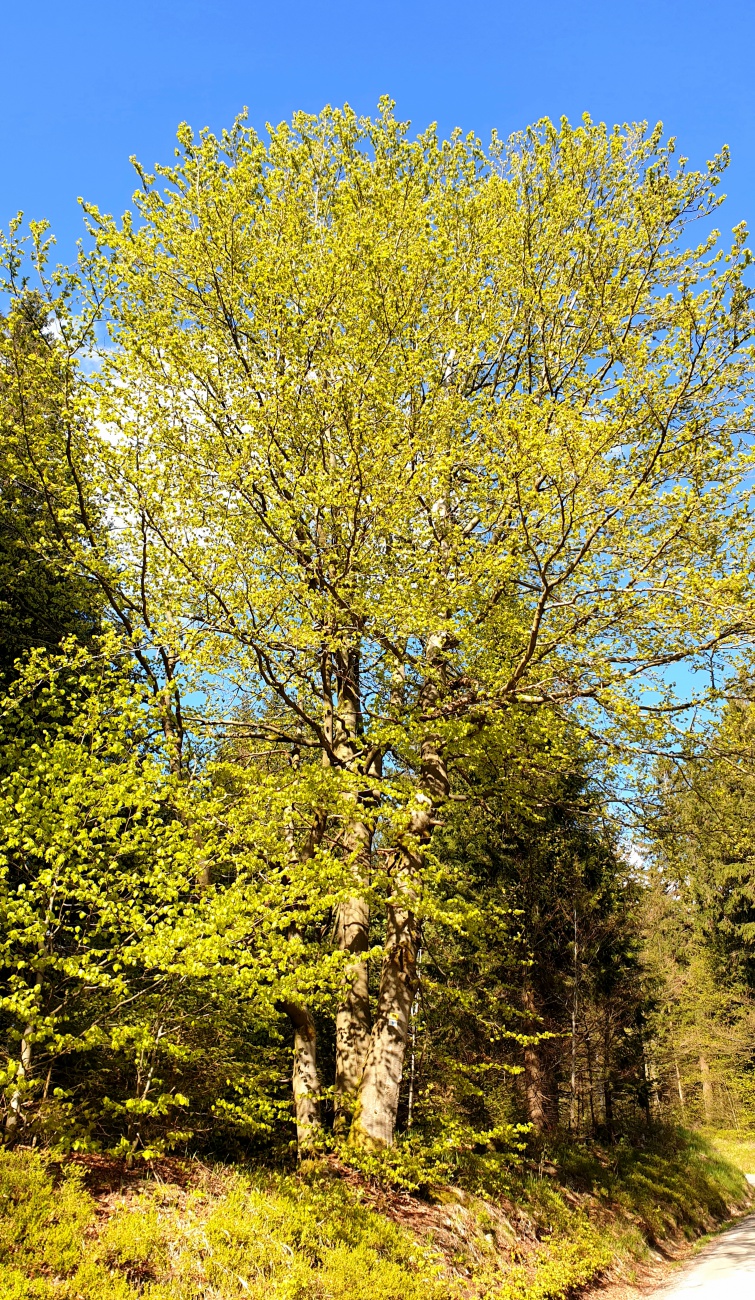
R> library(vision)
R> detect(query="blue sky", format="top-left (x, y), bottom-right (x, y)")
top-left (2, 0), bottom-right (754, 261)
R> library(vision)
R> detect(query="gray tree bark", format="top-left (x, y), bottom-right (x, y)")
top-left (348, 839), bottom-right (423, 1149)
top-left (334, 890), bottom-right (371, 1133)
top-left (349, 723), bottom-right (448, 1149)
top-left (5, 1029), bottom-right (32, 1138)
top-left (281, 1000), bottom-right (322, 1156)
top-left (282, 786), bottom-right (327, 1157)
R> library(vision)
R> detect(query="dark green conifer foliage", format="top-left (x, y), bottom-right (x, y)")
top-left (0, 295), bottom-right (101, 681)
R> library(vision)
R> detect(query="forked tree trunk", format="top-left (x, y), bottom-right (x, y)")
top-left (349, 727), bottom-right (447, 1149)
top-left (345, 628), bottom-right (449, 1150)
top-left (332, 648), bottom-right (375, 1131)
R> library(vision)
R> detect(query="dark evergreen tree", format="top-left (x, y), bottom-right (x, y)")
top-left (0, 295), bottom-right (101, 681)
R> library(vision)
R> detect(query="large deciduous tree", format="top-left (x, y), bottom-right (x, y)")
top-left (3, 103), bottom-right (754, 1149)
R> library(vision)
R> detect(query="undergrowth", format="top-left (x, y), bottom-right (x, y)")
top-left (0, 1127), bottom-right (748, 1300)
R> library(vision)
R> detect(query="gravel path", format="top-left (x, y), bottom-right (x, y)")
top-left (652, 1214), bottom-right (755, 1298)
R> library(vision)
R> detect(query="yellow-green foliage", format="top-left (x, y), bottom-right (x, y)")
top-left (472, 1131), bottom-right (750, 1299)
top-left (0, 1151), bottom-right (448, 1300)
top-left (0, 1151), bottom-right (95, 1298)
top-left (488, 1224), bottom-right (612, 1300)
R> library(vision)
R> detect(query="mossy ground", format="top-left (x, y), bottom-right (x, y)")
top-left (0, 1129), bottom-right (749, 1300)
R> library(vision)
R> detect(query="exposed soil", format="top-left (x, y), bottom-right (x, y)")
top-left (48, 1152), bottom-right (201, 1197)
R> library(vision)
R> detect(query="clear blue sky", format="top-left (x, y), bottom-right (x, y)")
top-left (2, 0), bottom-right (754, 260)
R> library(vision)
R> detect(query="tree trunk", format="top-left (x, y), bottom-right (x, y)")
top-left (348, 636), bottom-right (448, 1150)
top-left (584, 1022), bottom-right (596, 1134)
top-left (332, 647), bottom-right (374, 1132)
top-left (569, 907), bottom-right (579, 1132)
top-left (406, 959), bottom-right (421, 1129)
top-left (5, 1029), bottom-right (32, 1139)
top-left (699, 1053), bottom-right (714, 1124)
top-left (602, 1011), bottom-right (614, 1134)
top-left (604, 1076), bottom-right (614, 1132)
top-left (282, 798), bottom-right (327, 1158)
top-left (281, 1001), bottom-right (322, 1156)
top-left (673, 1045), bottom-right (686, 1120)
top-left (334, 891), bottom-right (371, 1132)
top-left (348, 844), bottom-right (422, 1149)
top-left (522, 983), bottom-right (550, 1132)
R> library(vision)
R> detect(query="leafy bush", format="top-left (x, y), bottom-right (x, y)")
top-left (341, 1118), bottom-right (528, 1195)
top-left (492, 1224), bottom-right (613, 1300)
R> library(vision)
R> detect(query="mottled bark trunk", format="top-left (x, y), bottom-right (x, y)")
top-left (350, 723), bottom-right (447, 1149)
top-left (699, 1053), bottom-right (714, 1124)
top-left (406, 961), bottom-right (421, 1129)
top-left (334, 891), bottom-right (371, 1132)
top-left (5, 1030), bottom-right (32, 1139)
top-left (282, 797), bottom-right (327, 1158)
top-left (349, 842), bottom-right (422, 1149)
top-left (281, 1001), bottom-right (322, 1156)
top-left (331, 646), bottom-right (374, 1131)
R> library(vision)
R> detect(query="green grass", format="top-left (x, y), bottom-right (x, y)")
top-left (0, 1129), bottom-right (749, 1300)
top-left (551, 1127), bottom-right (749, 1242)
top-left (702, 1128), bottom-right (755, 1176)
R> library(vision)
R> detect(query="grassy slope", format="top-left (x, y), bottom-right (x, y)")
top-left (703, 1128), bottom-right (755, 1176)
top-left (0, 1131), bottom-right (749, 1300)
